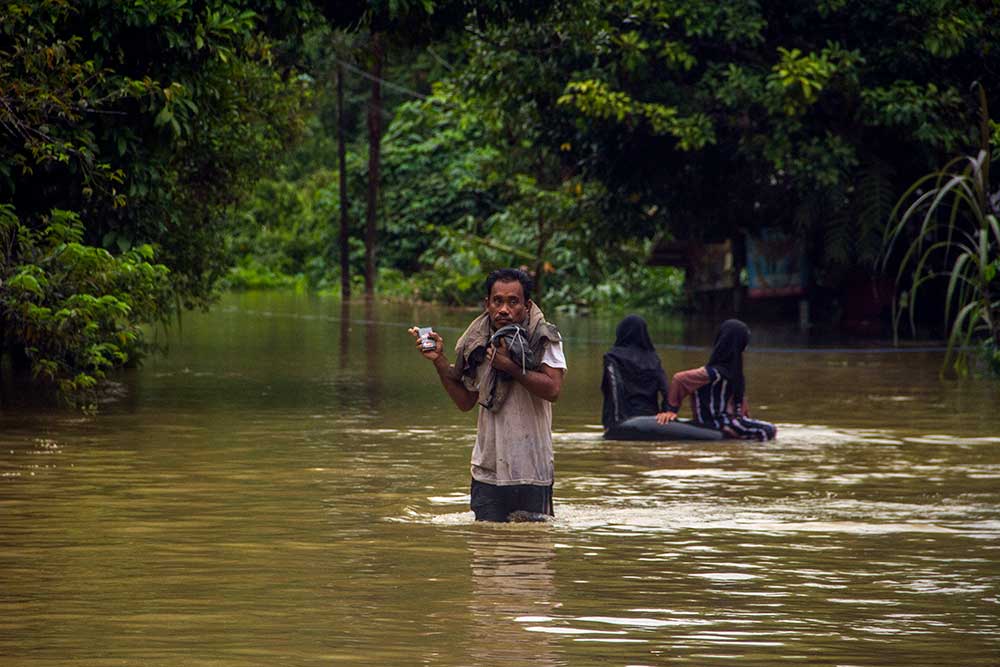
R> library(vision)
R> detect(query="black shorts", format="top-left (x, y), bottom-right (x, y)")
top-left (470, 479), bottom-right (554, 522)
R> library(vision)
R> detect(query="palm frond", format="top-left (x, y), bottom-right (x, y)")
top-left (855, 159), bottom-right (896, 265)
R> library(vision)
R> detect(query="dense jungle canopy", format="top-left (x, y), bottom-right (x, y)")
top-left (1, 0), bottom-right (998, 403)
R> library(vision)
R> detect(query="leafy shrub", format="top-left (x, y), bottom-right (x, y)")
top-left (227, 168), bottom-right (342, 290)
top-left (0, 206), bottom-right (171, 406)
top-left (883, 144), bottom-right (999, 376)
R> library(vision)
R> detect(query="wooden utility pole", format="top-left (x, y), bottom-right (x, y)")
top-left (337, 62), bottom-right (350, 301)
top-left (364, 31), bottom-right (384, 299)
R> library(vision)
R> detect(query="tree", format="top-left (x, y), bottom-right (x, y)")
top-left (375, 81), bottom-right (680, 310)
top-left (0, 205), bottom-right (173, 406)
top-left (0, 0), bottom-right (319, 401)
top-left (337, 60), bottom-right (352, 299)
top-left (456, 0), bottom-right (1000, 298)
top-left (365, 29), bottom-right (385, 298)
top-left (312, 0), bottom-right (549, 297)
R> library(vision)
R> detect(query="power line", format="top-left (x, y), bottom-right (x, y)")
top-left (335, 57), bottom-right (456, 109)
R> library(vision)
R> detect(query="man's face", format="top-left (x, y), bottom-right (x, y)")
top-left (486, 279), bottom-right (528, 328)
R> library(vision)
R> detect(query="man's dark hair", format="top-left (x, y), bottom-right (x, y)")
top-left (484, 268), bottom-right (533, 302)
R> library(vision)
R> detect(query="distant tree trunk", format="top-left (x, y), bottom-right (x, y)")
top-left (339, 301), bottom-right (350, 370)
top-left (365, 31), bottom-right (384, 299)
top-left (337, 62), bottom-right (350, 301)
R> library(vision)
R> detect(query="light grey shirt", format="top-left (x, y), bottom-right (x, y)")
top-left (470, 341), bottom-right (566, 486)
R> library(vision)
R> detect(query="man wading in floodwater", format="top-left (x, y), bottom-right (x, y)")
top-left (410, 268), bottom-right (566, 522)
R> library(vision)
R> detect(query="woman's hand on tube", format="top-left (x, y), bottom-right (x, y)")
top-left (655, 411), bottom-right (677, 424)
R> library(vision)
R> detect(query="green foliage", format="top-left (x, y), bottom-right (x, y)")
top-left (225, 259), bottom-right (309, 290)
top-left (380, 82), bottom-right (504, 273)
top-left (457, 0), bottom-right (1000, 282)
top-left (0, 0), bottom-right (316, 306)
top-left (247, 0), bottom-right (996, 315)
top-left (0, 206), bottom-right (172, 406)
top-left (883, 133), bottom-right (999, 376)
top-left (0, 0), bottom-right (321, 403)
top-left (233, 65), bottom-right (688, 312)
top-left (547, 262), bottom-right (685, 315)
top-left (363, 0), bottom-right (998, 316)
top-left (860, 81), bottom-right (966, 151)
top-left (0, 1), bottom-right (136, 201)
top-left (6, 0), bottom-right (986, 390)
top-left (226, 163), bottom-right (343, 290)
top-left (558, 79), bottom-right (715, 150)
top-left (765, 43), bottom-right (862, 118)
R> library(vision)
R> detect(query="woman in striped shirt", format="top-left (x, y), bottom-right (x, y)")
top-left (656, 319), bottom-right (776, 441)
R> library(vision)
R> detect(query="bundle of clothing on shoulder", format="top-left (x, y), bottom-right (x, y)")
top-left (452, 304), bottom-right (561, 412)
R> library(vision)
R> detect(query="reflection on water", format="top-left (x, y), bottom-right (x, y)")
top-left (1, 292), bottom-right (999, 666)
top-left (468, 534), bottom-right (559, 665)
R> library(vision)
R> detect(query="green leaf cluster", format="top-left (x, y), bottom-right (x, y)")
top-left (0, 205), bottom-right (172, 406)
top-left (0, 0), bottom-right (321, 403)
top-left (1, 0), bottom-right (317, 298)
top-left (455, 0), bottom-right (1000, 284)
top-left (229, 0), bottom-right (1000, 321)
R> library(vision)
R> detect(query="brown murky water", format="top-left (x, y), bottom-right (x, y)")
top-left (1, 291), bottom-right (998, 666)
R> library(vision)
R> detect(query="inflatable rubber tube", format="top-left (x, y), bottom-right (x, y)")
top-left (603, 415), bottom-right (723, 441)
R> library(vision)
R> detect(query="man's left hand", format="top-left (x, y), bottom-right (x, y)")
top-left (488, 339), bottom-right (519, 376)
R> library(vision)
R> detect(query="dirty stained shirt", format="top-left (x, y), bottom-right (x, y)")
top-left (471, 341), bottom-right (566, 486)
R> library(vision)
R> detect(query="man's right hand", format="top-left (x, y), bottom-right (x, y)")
top-left (409, 326), bottom-right (476, 412)
top-left (408, 326), bottom-right (443, 361)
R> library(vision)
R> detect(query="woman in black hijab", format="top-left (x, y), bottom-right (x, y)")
top-left (601, 315), bottom-right (670, 429)
top-left (706, 318), bottom-right (749, 408)
top-left (659, 319), bottom-right (776, 441)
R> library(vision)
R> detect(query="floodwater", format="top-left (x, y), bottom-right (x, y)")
top-left (1, 291), bottom-right (998, 666)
